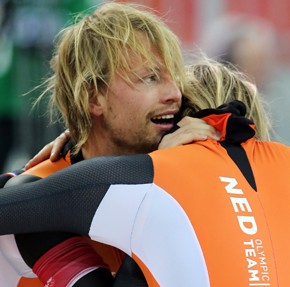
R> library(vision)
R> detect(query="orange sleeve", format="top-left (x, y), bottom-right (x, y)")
top-left (17, 277), bottom-right (43, 287)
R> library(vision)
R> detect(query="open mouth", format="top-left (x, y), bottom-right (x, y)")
top-left (151, 114), bottom-right (175, 125)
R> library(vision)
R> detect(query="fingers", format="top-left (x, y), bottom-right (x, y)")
top-left (158, 117), bottom-right (221, 150)
top-left (50, 130), bottom-right (70, 161)
top-left (177, 116), bottom-right (221, 140)
top-left (24, 142), bottom-right (54, 170)
top-left (25, 130), bottom-right (70, 170)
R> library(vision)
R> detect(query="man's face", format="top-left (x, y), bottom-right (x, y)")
top-left (96, 52), bottom-right (182, 155)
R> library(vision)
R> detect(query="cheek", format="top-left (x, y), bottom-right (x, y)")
top-left (108, 99), bottom-right (140, 126)
top-left (119, 96), bottom-right (146, 118)
top-left (119, 102), bottom-right (148, 131)
top-left (108, 85), bottom-right (152, 124)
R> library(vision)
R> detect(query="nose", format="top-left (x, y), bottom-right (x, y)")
top-left (160, 78), bottom-right (182, 105)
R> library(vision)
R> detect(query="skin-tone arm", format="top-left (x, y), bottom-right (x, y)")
top-left (158, 116), bottom-right (220, 149)
top-left (25, 117), bottom-right (220, 169)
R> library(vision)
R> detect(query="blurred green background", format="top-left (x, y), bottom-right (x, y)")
top-left (0, 0), bottom-right (101, 171)
top-left (1, 0), bottom-right (290, 172)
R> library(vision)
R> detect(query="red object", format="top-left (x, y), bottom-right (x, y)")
top-left (33, 236), bottom-right (109, 287)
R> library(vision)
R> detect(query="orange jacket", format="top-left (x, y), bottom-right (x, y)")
top-left (146, 137), bottom-right (290, 286)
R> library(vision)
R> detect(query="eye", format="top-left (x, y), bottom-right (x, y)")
top-left (143, 74), bottom-right (159, 84)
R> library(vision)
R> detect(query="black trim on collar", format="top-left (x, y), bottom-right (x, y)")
top-left (59, 140), bottom-right (84, 164)
top-left (221, 142), bottom-right (257, 191)
top-left (163, 101), bottom-right (255, 145)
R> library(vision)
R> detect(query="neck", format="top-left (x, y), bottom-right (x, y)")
top-left (81, 134), bottom-right (113, 159)
top-left (80, 115), bottom-right (115, 159)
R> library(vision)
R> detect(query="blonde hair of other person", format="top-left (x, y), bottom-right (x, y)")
top-left (182, 58), bottom-right (271, 141)
top-left (36, 2), bottom-right (185, 153)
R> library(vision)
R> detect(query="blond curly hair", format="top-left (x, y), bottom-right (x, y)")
top-left (182, 57), bottom-right (271, 140)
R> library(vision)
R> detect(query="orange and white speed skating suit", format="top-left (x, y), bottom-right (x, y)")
top-left (0, 101), bottom-right (289, 286)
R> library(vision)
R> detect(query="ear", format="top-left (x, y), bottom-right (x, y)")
top-left (89, 97), bottom-right (103, 116)
top-left (88, 88), bottom-right (106, 116)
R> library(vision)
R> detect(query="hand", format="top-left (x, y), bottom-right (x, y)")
top-left (25, 130), bottom-right (70, 170)
top-left (158, 116), bottom-right (221, 149)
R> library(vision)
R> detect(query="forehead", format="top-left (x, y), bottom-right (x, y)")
top-left (131, 52), bottom-right (163, 72)
top-left (123, 33), bottom-right (165, 73)
top-left (106, 30), bottom-right (183, 90)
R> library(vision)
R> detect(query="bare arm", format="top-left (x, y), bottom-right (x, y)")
top-left (158, 116), bottom-right (220, 149)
